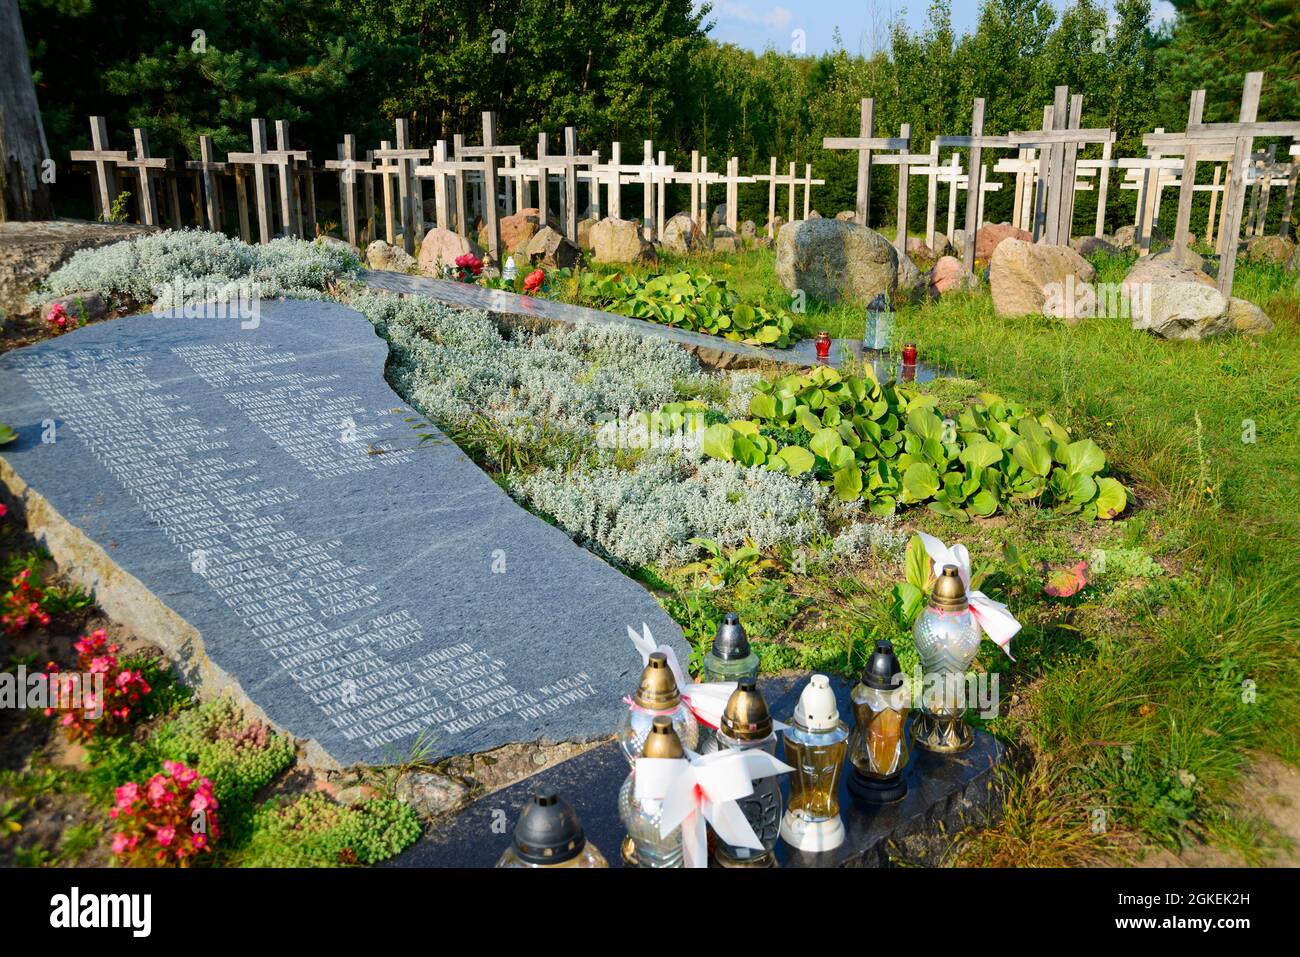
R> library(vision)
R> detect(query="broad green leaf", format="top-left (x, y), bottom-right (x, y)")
top-left (777, 445), bottom-right (816, 475)
top-left (959, 437), bottom-right (1002, 471)
top-left (902, 461), bottom-right (940, 501)
top-left (702, 423), bottom-right (735, 461)
top-left (1063, 438), bottom-right (1106, 476)
top-left (1011, 438), bottom-right (1052, 477)
top-left (833, 464), bottom-right (864, 501)
top-left (795, 408), bottom-right (822, 433)
top-left (809, 428), bottom-right (843, 459)
top-left (1094, 477), bottom-right (1127, 520)
top-left (748, 393), bottom-right (777, 419)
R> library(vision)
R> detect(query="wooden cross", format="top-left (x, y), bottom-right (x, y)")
top-left (414, 140), bottom-right (476, 236)
top-left (613, 141), bottom-right (673, 239)
top-left (753, 158), bottom-right (797, 237)
top-left (822, 98), bottom-right (906, 227)
top-left (1171, 73), bottom-right (1300, 293)
top-left (456, 113), bottom-right (521, 261)
top-left (1280, 145), bottom-right (1299, 241)
top-left (867, 125), bottom-right (920, 253)
top-left (796, 163), bottom-right (825, 221)
top-left (575, 149), bottom-right (603, 220)
top-left (184, 135), bottom-right (226, 233)
top-left (69, 116), bottom-right (127, 220)
top-left (713, 156), bottom-right (754, 233)
top-left (1007, 87), bottom-right (1114, 245)
top-left (673, 151), bottom-right (721, 232)
top-left (324, 135), bottom-right (372, 247)
top-left (936, 101), bottom-right (1014, 271)
top-left (536, 127), bottom-right (597, 242)
top-left (227, 119), bottom-right (308, 243)
top-left (111, 128), bottom-right (171, 227)
top-left (372, 121), bottom-right (428, 253)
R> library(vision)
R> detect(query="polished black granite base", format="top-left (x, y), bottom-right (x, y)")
top-left (391, 674), bottom-right (1005, 868)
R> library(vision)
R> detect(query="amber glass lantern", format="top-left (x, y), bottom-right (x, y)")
top-left (847, 639), bottom-right (911, 804)
top-left (618, 651), bottom-right (699, 765)
top-left (780, 674), bottom-right (849, 852)
top-left (912, 565), bottom-right (981, 753)
top-left (495, 792), bottom-right (608, 868)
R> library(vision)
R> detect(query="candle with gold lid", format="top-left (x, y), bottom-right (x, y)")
top-left (495, 792), bottom-right (608, 868)
top-left (706, 678), bottom-right (782, 867)
top-left (618, 715), bottom-right (686, 867)
top-left (781, 674), bottom-right (850, 852)
top-left (912, 565), bottom-right (981, 753)
top-left (618, 651), bottom-right (699, 765)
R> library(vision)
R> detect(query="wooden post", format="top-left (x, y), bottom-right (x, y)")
top-left (1172, 90), bottom-right (1205, 264)
top-left (895, 123), bottom-right (911, 254)
top-left (1095, 140), bottom-right (1112, 237)
top-left (962, 100), bottom-right (985, 271)
top-left (1217, 73), bottom-right (1263, 295)
top-left (1205, 164), bottom-right (1221, 249)
top-left (765, 156), bottom-right (777, 237)
top-left (566, 128), bottom-right (582, 241)
top-left (925, 140), bottom-right (940, 249)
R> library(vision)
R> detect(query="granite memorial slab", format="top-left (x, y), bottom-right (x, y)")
top-left (392, 674), bottom-right (1005, 868)
top-left (0, 298), bottom-right (689, 768)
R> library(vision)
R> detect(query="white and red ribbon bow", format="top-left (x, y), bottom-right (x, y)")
top-left (626, 623), bottom-right (785, 731)
top-left (915, 532), bottom-right (1021, 659)
top-left (633, 748), bottom-right (793, 868)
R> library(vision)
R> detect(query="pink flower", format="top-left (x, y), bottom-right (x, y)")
top-left (155, 826), bottom-right (176, 847)
top-left (111, 833), bottom-right (132, 854)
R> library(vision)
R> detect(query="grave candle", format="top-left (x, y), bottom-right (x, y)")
top-left (901, 342), bottom-right (918, 381)
top-left (864, 292), bottom-right (893, 351)
top-left (912, 566), bottom-right (982, 754)
top-left (780, 674), bottom-right (850, 852)
top-left (495, 792), bottom-right (608, 867)
top-left (618, 651), bottom-right (699, 765)
top-left (815, 330), bottom-right (832, 362)
top-left (618, 716), bottom-right (686, 867)
top-left (699, 612), bottom-right (760, 751)
top-left (847, 640), bottom-right (911, 805)
top-left (702, 678), bottom-right (782, 867)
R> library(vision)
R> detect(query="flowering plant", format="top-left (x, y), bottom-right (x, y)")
top-left (451, 253), bottom-right (484, 283)
top-left (46, 303), bottom-right (76, 334)
top-left (110, 761), bottom-right (220, 866)
top-left (1, 567), bottom-right (51, 635)
top-left (522, 268), bottom-right (545, 295)
top-left (44, 629), bottom-right (152, 740)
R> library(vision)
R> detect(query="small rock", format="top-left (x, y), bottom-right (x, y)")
top-left (415, 228), bottom-right (483, 277)
top-left (835, 210), bottom-right (857, 222)
top-left (41, 292), bottom-right (106, 323)
top-left (807, 209), bottom-right (822, 219)
top-left (739, 220), bottom-right (757, 239)
top-left (894, 253), bottom-right (923, 303)
top-left (711, 228), bottom-right (740, 253)
top-left (366, 239), bottom-right (417, 273)
top-left (989, 239), bottom-right (1095, 319)
top-left (929, 256), bottom-right (978, 296)
top-left (1225, 297), bottom-right (1274, 336)
top-left (710, 203), bottom-right (728, 228)
top-left (975, 222), bottom-right (1032, 263)
top-left (1071, 235), bottom-right (1120, 258)
top-left (395, 771), bottom-right (469, 818)
top-left (523, 225), bottom-right (582, 269)
top-left (1113, 223), bottom-right (1167, 252)
top-left (775, 218), bottom-right (897, 305)
top-left (590, 217), bottom-right (656, 264)
top-left (1138, 282), bottom-right (1230, 340)
top-left (661, 212), bottom-right (704, 254)
top-left (1244, 234), bottom-right (1296, 266)
top-left (576, 216), bottom-right (598, 251)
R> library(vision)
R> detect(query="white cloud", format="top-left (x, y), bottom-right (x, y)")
top-left (708, 1), bottom-right (795, 31)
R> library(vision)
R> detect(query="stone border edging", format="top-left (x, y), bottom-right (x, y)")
top-left (358, 269), bottom-right (810, 370)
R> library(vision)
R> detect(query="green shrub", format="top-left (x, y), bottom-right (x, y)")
top-left (580, 270), bottom-right (795, 347)
top-left (693, 364), bottom-right (1127, 521)
top-left (154, 698), bottom-right (294, 810)
top-left (239, 793), bottom-right (422, 867)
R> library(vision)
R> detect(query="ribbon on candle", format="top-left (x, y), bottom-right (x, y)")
top-left (915, 532), bottom-right (1021, 659)
top-left (634, 748), bottom-right (793, 868)
top-left (626, 623), bottom-right (783, 731)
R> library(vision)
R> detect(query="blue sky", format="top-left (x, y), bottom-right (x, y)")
top-left (695, 0), bottom-right (1177, 57)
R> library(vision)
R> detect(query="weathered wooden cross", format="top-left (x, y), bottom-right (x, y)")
top-left (753, 159), bottom-right (797, 237)
top-left (324, 135), bottom-right (372, 247)
top-left (455, 113), bottom-right (521, 261)
top-left (227, 119), bottom-right (306, 243)
top-left (537, 127), bottom-right (597, 242)
top-left (114, 128), bottom-right (171, 227)
top-left (371, 121), bottom-right (428, 253)
top-left (184, 135), bottom-right (227, 233)
top-left (936, 100), bottom-right (1013, 271)
top-left (867, 124), bottom-right (921, 253)
top-left (822, 98), bottom-right (906, 227)
top-left (69, 116), bottom-right (127, 220)
top-left (714, 156), bottom-right (754, 233)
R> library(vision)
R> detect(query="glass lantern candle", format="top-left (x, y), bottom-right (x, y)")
top-left (864, 292), bottom-right (893, 352)
top-left (701, 613), bottom-right (760, 683)
top-left (847, 639), bottom-right (911, 804)
top-left (912, 565), bottom-right (981, 753)
top-left (706, 678), bottom-right (782, 867)
top-left (780, 674), bottom-right (850, 852)
top-left (618, 716), bottom-right (686, 868)
top-left (815, 330), bottom-right (832, 363)
top-left (495, 792), bottom-right (608, 868)
top-left (618, 651), bottom-right (699, 765)
top-left (900, 343), bottom-right (918, 382)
